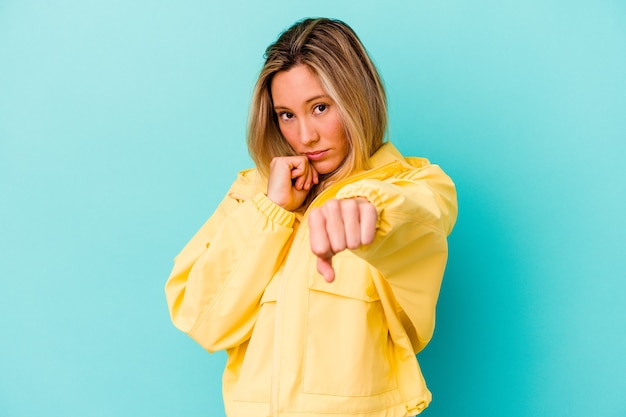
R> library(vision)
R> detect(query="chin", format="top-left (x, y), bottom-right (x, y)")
top-left (313, 163), bottom-right (339, 175)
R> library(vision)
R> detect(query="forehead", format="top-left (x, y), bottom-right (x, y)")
top-left (271, 64), bottom-right (328, 106)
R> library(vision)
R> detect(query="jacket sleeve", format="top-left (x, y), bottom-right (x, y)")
top-left (164, 173), bottom-right (296, 353)
top-left (335, 162), bottom-right (458, 353)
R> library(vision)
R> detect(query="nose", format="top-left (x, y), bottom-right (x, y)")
top-left (298, 118), bottom-right (319, 145)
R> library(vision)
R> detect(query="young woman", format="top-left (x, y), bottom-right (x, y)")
top-left (165, 17), bottom-right (457, 417)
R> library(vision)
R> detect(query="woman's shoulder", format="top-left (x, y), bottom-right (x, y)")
top-left (372, 142), bottom-right (432, 171)
top-left (370, 142), bottom-right (453, 185)
top-left (226, 168), bottom-right (267, 201)
top-left (234, 167), bottom-right (262, 184)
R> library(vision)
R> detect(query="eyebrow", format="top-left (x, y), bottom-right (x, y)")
top-left (273, 95), bottom-right (330, 111)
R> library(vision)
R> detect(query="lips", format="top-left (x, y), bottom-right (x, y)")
top-left (305, 150), bottom-right (328, 161)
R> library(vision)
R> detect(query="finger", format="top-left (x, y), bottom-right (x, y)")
top-left (303, 162), bottom-right (315, 190)
top-left (340, 199), bottom-right (362, 249)
top-left (317, 256), bottom-right (335, 283)
top-left (294, 173), bottom-right (306, 190)
top-left (290, 158), bottom-right (307, 179)
top-left (322, 200), bottom-right (347, 254)
top-left (359, 201), bottom-right (377, 245)
top-left (268, 158), bottom-right (297, 196)
top-left (309, 208), bottom-right (333, 258)
top-left (267, 156), bottom-right (312, 210)
top-left (290, 157), bottom-right (310, 190)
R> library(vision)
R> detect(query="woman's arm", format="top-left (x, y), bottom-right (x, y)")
top-left (165, 171), bottom-right (296, 352)
top-left (310, 162), bottom-right (458, 352)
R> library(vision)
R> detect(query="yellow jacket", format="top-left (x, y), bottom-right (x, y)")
top-left (165, 142), bottom-right (457, 417)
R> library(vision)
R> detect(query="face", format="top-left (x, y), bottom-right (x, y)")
top-left (270, 64), bottom-right (349, 175)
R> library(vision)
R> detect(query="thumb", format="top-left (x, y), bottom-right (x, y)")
top-left (317, 256), bottom-right (335, 283)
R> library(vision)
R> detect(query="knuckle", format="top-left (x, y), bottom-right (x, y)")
top-left (308, 208), bottom-right (321, 222)
top-left (341, 198), bottom-right (357, 213)
top-left (362, 203), bottom-right (377, 218)
top-left (346, 239), bottom-right (360, 250)
top-left (309, 242), bottom-right (323, 256)
top-left (311, 240), bottom-right (330, 257)
top-left (325, 199), bottom-right (341, 212)
top-left (329, 238), bottom-right (345, 254)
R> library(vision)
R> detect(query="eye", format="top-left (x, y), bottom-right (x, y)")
top-left (313, 104), bottom-right (328, 114)
top-left (278, 111), bottom-right (294, 122)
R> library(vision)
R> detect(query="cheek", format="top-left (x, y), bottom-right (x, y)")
top-left (279, 124), bottom-right (298, 148)
top-left (328, 116), bottom-right (348, 149)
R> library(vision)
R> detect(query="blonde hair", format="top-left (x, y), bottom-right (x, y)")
top-left (247, 18), bottom-right (387, 186)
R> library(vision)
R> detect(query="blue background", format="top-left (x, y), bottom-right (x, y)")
top-left (1, 1), bottom-right (624, 416)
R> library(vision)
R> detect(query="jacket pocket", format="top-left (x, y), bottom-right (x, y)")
top-left (233, 275), bottom-right (279, 403)
top-left (303, 252), bottom-right (397, 397)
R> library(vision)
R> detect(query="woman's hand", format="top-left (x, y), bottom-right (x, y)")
top-left (308, 198), bottom-right (378, 282)
top-left (267, 156), bottom-right (319, 211)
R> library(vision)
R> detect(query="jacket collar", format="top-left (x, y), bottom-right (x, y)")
top-left (370, 142), bottom-right (430, 171)
top-left (369, 142), bottom-right (406, 168)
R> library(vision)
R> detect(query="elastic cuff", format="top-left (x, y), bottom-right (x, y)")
top-left (251, 192), bottom-right (296, 228)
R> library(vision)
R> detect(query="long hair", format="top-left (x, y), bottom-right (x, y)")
top-left (247, 18), bottom-right (387, 191)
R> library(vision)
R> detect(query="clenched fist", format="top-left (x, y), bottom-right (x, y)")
top-left (267, 156), bottom-right (319, 211)
top-left (308, 198), bottom-right (377, 282)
